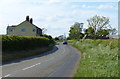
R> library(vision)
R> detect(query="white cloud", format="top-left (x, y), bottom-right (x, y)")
top-left (49, 0), bottom-right (60, 3)
top-left (82, 4), bottom-right (95, 8)
top-left (81, 4), bottom-right (117, 10)
top-left (71, 5), bottom-right (80, 8)
top-left (98, 4), bottom-right (114, 9)
top-left (66, 0), bottom-right (119, 2)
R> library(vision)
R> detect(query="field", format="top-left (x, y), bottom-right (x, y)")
top-left (69, 39), bottom-right (119, 77)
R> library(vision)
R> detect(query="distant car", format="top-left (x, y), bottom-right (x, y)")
top-left (63, 41), bottom-right (68, 44)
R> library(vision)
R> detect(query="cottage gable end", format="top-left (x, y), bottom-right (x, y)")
top-left (7, 16), bottom-right (42, 36)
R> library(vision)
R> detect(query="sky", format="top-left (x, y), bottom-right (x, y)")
top-left (0, 0), bottom-right (119, 37)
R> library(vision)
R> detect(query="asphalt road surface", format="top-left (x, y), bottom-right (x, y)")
top-left (1, 43), bottom-right (80, 78)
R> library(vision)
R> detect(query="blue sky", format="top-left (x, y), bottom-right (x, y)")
top-left (0, 0), bottom-right (119, 37)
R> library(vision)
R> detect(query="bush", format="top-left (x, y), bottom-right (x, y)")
top-left (2, 35), bottom-right (54, 52)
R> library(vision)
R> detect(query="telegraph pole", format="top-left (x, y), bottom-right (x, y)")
top-left (64, 33), bottom-right (67, 41)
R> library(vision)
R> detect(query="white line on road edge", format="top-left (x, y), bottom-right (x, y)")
top-left (4, 74), bottom-right (11, 77)
top-left (22, 63), bottom-right (41, 70)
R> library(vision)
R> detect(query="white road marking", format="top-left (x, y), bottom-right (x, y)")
top-left (37, 62), bottom-right (41, 65)
top-left (3, 46), bottom-right (63, 77)
top-left (3, 57), bottom-right (55, 76)
top-left (44, 57), bottom-right (55, 62)
top-left (4, 74), bottom-right (11, 77)
top-left (22, 63), bottom-right (41, 70)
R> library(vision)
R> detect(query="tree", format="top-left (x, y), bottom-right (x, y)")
top-left (96, 29), bottom-right (109, 37)
top-left (55, 37), bottom-right (59, 40)
top-left (42, 34), bottom-right (52, 40)
top-left (108, 28), bottom-right (117, 35)
top-left (87, 15), bottom-right (111, 38)
top-left (58, 35), bottom-right (64, 40)
top-left (69, 22), bottom-right (84, 39)
top-left (87, 15), bottom-right (111, 32)
top-left (85, 27), bottom-right (95, 36)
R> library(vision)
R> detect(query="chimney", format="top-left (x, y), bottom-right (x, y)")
top-left (26, 16), bottom-right (29, 21)
top-left (30, 18), bottom-right (33, 24)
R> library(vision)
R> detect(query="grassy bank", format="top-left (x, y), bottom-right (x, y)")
top-left (69, 39), bottom-right (119, 77)
top-left (1, 35), bottom-right (55, 63)
top-left (2, 46), bottom-right (53, 63)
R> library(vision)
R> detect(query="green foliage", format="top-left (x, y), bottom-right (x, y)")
top-left (54, 37), bottom-right (59, 40)
top-left (86, 15), bottom-right (116, 39)
top-left (108, 28), bottom-right (117, 35)
top-left (68, 15), bottom-right (117, 40)
top-left (70, 39), bottom-right (119, 77)
top-left (69, 22), bottom-right (84, 39)
top-left (42, 34), bottom-right (55, 44)
top-left (87, 15), bottom-right (111, 31)
top-left (85, 27), bottom-right (95, 38)
top-left (96, 29), bottom-right (109, 37)
top-left (2, 35), bottom-right (54, 51)
top-left (42, 34), bottom-right (52, 40)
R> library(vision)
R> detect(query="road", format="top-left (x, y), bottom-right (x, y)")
top-left (1, 43), bottom-right (80, 78)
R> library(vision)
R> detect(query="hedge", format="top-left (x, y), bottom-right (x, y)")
top-left (2, 35), bottom-right (54, 52)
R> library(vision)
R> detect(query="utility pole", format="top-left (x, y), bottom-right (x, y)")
top-left (64, 33), bottom-right (67, 41)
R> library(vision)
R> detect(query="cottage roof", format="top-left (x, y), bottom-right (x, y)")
top-left (7, 25), bottom-right (17, 29)
top-left (7, 20), bottom-right (42, 30)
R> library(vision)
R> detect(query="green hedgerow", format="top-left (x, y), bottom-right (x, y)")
top-left (2, 35), bottom-right (54, 52)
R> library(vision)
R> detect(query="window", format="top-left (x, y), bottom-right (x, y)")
top-left (33, 28), bottom-right (36, 32)
top-left (21, 28), bottom-right (26, 32)
top-left (9, 29), bottom-right (13, 32)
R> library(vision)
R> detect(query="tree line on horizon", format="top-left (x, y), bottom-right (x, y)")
top-left (67, 15), bottom-right (117, 40)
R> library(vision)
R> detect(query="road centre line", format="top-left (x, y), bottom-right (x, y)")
top-left (22, 46), bottom-right (65, 71)
top-left (3, 56), bottom-right (56, 77)
top-left (22, 63), bottom-right (41, 70)
top-left (4, 74), bottom-right (11, 77)
top-left (3, 46), bottom-right (61, 77)
top-left (3, 58), bottom-right (53, 77)
top-left (3, 55), bottom-right (55, 76)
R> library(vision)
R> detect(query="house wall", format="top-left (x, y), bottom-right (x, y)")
top-left (7, 21), bottom-right (37, 36)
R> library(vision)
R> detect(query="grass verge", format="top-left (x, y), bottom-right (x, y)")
top-left (68, 39), bottom-right (119, 77)
top-left (2, 46), bottom-right (53, 63)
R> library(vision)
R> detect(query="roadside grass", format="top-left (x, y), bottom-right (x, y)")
top-left (55, 40), bottom-right (63, 43)
top-left (2, 46), bottom-right (53, 63)
top-left (68, 39), bottom-right (119, 77)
